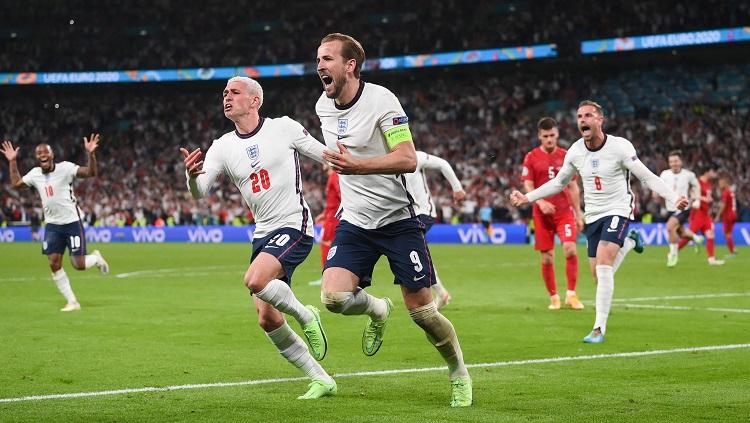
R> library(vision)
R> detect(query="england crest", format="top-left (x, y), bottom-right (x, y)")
top-left (337, 119), bottom-right (348, 135)
top-left (246, 144), bottom-right (260, 168)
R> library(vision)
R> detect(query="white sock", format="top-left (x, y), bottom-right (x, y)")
top-left (669, 243), bottom-right (678, 256)
top-left (266, 323), bottom-right (332, 383)
top-left (255, 279), bottom-right (313, 326)
top-left (343, 289), bottom-right (388, 320)
top-left (566, 289), bottom-right (576, 297)
top-left (84, 255), bottom-right (98, 269)
top-left (431, 270), bottom-right (447, 296)
top-left (409, 302), bottom-right (468, 380)
top-left (594, 265), bottom-right (614, 334)
top-left (613, 238), bottom-right (635, 273)
top-left (52, 269), bottom-right (78, 304)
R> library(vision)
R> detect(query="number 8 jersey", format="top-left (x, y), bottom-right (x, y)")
top-left (188, 116), bottom-right (326, 238)
top-left (554, 135), bottom-right (638, 224)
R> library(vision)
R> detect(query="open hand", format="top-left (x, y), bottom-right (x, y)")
top-left (83, 133), bottom-right (101, 154)
top-left (322, 141), bottom-right (362, 174)
top-left (180, 147), bottom-right (205, 177)
top-left (1, 140), bottom-right (19, 161)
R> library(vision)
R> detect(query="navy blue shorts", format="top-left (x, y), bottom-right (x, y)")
top-left (43, 221), bottom-right (86, 256)
top-left (324, 218), bottom-right (436, 289)
top-left (584, 215), bottom-right (630, 258)
top-left (251, 227), bottom-right (313, 285)
top-left (667, 210), bottom-right (689, 226)
top-left (417, 214), bottom-right (435, 233)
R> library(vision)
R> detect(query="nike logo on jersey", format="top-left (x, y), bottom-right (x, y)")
top-left (413, 274), bottom-right (426, 281)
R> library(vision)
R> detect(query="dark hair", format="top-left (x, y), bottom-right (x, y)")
top-left (321, 33), bottom-right (365, 78)
top-left (698, 162), bottom-right (718, 174)
top-left (578, 100), bottom-right (604, 117)
top-left (537, 117), bottom-right (558, 131)
top-left (668, 149), bottom-right (682, 158)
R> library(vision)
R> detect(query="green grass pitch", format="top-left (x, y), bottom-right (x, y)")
top-left (0, 242), bottom-right (748, 422)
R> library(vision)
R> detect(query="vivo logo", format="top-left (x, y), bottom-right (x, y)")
top-left (132, 228), bottom-right (166, 243)
top-left (0, 229), bottom-right (15, 242)
top-left (86, 229), bottom-right (112, 243)
top-left (457, 225), bottom-right (507, 244)
top-left (188, 228), bottom-right (223, 243)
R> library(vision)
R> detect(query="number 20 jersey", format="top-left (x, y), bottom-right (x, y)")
top-left (198, 116), bottom-right (325, 238)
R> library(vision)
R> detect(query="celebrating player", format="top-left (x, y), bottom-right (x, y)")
top-left (655, 150), bottom-right (703, 267)
top-left (1, 136), bottom-right (109, 312)
top-left (405, 150), bottom-right (466, 309)
top-left (521, 117), bottom-right (584, 310)
top-left (680, 164), bottom-right (725, 265)
top-left (315, 33), bottom-right (471, 407)
top-left (180, 76), bottom-right (336, 400)
top-left (510, 100), bottom-right (688, 343)
top-left (715, 175), bottom-right (737, 257)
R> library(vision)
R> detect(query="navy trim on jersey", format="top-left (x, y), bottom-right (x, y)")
top-left (235, 117), bottom-right (265, 139)
top-left (626, 169), bottom-right (635, 217)
top-left (420, 170), bottom-right (435, 216)
top-left (75, 207), bottom-right (87, 254)
top-left (293, 150), bottom-right (309, 233)
top-left (399, 174), bottom-right (416, 218)
top-left (334, 80), bottom-right (365, 110)
top-left (584, 134), bottom-right (608, 152)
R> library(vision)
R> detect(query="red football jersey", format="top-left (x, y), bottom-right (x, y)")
top-left (323, 171), bottom-right (341, 220)
top-left (697, 179), bottom-right (712, 213)
top-left (721, 187), bottom-right (737, 219)
top-left (522, 146), bottom-right (573, 214)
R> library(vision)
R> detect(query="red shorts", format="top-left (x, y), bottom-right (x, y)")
top-left (321, 219), bottom-right (340, 242)
top-left (689, 212), bottom-right (713, 234)
top-left (533, 210), bottom-right (577, 251)
top-left (722, 217), bottom-right (736, 235)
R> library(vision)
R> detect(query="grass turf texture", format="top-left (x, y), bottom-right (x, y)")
top-left (0, 242), bottom-right (748, 422)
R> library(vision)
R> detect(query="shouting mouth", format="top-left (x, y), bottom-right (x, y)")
top-left (580, 124), bottom-right (592, 137)
top-left (320, 74), bottom-right (333, 89)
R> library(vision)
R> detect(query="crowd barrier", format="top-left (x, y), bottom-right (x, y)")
top-left (1, 223), bottom-right (748, 246)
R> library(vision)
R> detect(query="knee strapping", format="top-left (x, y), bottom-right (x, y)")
top-left (320, 291), bottom-right (354, 313)
top-left (409, 302), bottom-right (454, 345)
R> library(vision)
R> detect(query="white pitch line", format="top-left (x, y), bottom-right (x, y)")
top-left (618, 303), bottom-right (750, 314)
top-left (1, 343), bottom-right (748, 404)
top-left (611, 292), bottom-right (750, 303)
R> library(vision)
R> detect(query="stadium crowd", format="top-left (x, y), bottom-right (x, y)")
top-left (2, 0), bottom-right (748, 72)
top-left (1, 63), bottom-right (748, 227)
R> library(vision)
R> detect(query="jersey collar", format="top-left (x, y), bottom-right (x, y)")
top-left (334, 80), bottom-right (365, 110)
top-left (584, 134), bottom-right (607, 152)
top-left (235, 117), bottom-right (265, 139)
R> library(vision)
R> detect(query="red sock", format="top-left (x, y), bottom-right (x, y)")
top-left (541, 263), bottom-right (557, 296)
top-left (726, 233), bottom-right (735, 254)
top-left (566, 255), bottom-right (578, 292)
top-left (707, 238), bottom-right (715, 258)
top-left (320, 244), bottom-right (330, 267)
top-left (678, 238), bottom-right (690, 250)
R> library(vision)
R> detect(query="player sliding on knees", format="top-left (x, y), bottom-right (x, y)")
top-left (180, 76), bottom-right (336, 400)
top-left (510, 100), bottom-right (689, 344)
top-left (1, 135), bottom-right (109, 312)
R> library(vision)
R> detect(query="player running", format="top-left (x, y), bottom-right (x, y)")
top-left (510, 100), bottom-right (688, 344)
top-left (405, 150), bottom-right (466, 309)
top-left (1, 136), bottom-right (109, 312)
top-left (656, 150), bottom-right (703, 267)
top-left (521, 117), bottom-right (584, 310)
top-left (715, 175), bottom-right (738, 258)
top-left (680, 165), bottom-right (725, 265)
top-left (180, 76), bottom-right (336, 400)
top-left (315, 33), bottom-right (471, 407)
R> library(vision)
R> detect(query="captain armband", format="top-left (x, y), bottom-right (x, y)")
top-left (384, 125), bottom-right (413, 149)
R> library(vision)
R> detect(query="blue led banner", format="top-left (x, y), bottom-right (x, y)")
top-left (1, 223), bottom-right (747, 245)
top-left (581, 26), bottom-right (750, 55)
top-left (0, 44), bottom-right (557, 86)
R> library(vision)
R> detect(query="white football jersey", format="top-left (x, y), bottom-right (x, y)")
top-left (659, 168), bottom-right (699, 212)
top-left (22, 161), bottom-right (82, 225)
top-left (188, 116), bottom-right (326, 238)
top-left (550, 135), bottom-right (638, 224)
top-left (316, 81), bottom-right (415, 229)
top-left (406, 151), bottom-right (463, 218)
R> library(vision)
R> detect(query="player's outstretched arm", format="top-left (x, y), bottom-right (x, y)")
top-left (1, 140), bottom-right (26, 189)
top-left (626, 159), bottom-right (688, 209)
top-left (523, 179), bottom-right (556, 215)
top-left (323, 140), bottom-right (416, 175)
top-left (77, 133), bottom-right (100, 177)
top-left (180, 147), bottom-right (208, 199)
